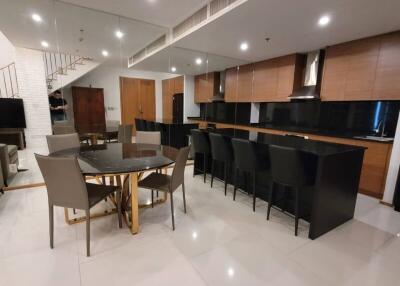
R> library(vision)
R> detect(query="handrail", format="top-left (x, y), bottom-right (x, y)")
top-left (0, 62), bottom-right (19, 98)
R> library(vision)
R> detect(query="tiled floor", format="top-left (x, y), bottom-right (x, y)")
top-left (1, 165), bottom-right (400, 286)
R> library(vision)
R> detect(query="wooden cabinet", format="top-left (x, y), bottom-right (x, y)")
top-left (194, 72), bottom-right (219, 103)
top-left (373, 32), bottom-right (400, 100)
top-left (224, 67), bottom-right (238, 102)
top-left (162, 76), bottom-right (184, 121)
top-left (227, 54), bottom-right (301, 103)
top-left (321, 31), bottom-right (400, 101)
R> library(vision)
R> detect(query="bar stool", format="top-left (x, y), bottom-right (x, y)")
top-left (190, 129), bottom-right (211, 183)
top-left (231, 138), bottom-right (267, 212)
top-left (209, 133), bottom-right (234, 195)
top-left (267, 145), bottom-right (314, 236)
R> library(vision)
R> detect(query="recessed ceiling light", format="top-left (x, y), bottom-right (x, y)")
top-left (195, 58), bottom-right (202, 65)
top-left (32, 13), bottom-right (42, 22)
top-left (240, 42), bottom-right (249, 51)
top-left (102, 50), bottom-right (109, 57)
top-left (318, 15), bottom-right (331, 27)
top-left (115, 30), bottom-right (124, 39)
top-left (41, 41), bottom-right (49, 48)
top-left (171, 66), bottom-right (177, 72)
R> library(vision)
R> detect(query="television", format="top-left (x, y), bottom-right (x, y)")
top-left (0, 98), bottom-right (26, 128)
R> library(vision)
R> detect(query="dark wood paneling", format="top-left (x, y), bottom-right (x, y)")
top-left (72, 86), bottom-right (105, 133)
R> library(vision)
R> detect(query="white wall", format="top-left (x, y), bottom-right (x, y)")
top-left (183, 75), bottom-right (200, 119)
top-left (0, 30), bottom-right (15, 67)
top-left (15, 47), bottom-right (52, 148)
top-left (72, 66), bottom-right (175, 121)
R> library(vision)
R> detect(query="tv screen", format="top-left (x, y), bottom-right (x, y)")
top-left (0, 98), bottom-right (26, 128)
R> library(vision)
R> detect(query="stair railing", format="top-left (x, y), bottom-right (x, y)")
top-left (0, 62), bottom-right (19, 98)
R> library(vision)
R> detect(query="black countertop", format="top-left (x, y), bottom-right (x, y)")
top-left (150, 118), bottom-right (199, 125)
top-left (206, 128), bottom-right (366, 157)
top-left (187, 117), bottom-right (394, 144)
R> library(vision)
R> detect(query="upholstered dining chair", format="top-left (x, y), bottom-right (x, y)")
top-left (118, 124), bottom-right (133, 143)
top-left (135, 131), bottom-right (161, 145)
top-left (138, 146), bottom-right (190, 230)
top-left (46, 133), bottom-right (80, 153)
top-left (35, 154), bottom-right (122, 256)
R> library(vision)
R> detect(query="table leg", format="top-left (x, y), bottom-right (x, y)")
top-left (130, 172), bottom-right (139, 234)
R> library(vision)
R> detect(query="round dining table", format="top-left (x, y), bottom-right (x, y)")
top-left (51, 143), bottom-right (178, 234)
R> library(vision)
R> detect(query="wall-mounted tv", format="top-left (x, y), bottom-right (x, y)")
top-left (0, 98), bottom-right (26, 128)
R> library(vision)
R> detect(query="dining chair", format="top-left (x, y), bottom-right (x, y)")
top-left (35, 154), bottom-right (122, 256)
top-left (136, 131), bottom-right (161, 145)
top-left (138, 146), bottom-right (190, 230)
top-left (267, 145), bottom-right (315, 236)
top-left (46, 133), bottom-right (80, 153)
top-left (118, 124), bottom-right (133, 143)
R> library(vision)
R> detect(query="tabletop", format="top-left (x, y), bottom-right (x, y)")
top-left (50, 143), bottom-right (177, 175)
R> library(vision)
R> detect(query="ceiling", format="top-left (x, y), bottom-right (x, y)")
top-left (60, 0), bottom-right (208, 28)
top-left (0, 0), bottom-right (168, 66)
top-left (136, 0), bottom-right (400, 73)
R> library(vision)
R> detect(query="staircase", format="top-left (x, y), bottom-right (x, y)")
top-left (43, 52), bottom-right (100, 94)
top-left (0, 62), bottom-right (18, 98)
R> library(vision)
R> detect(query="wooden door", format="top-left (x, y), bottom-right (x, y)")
top-left (140, 79), bottom-right (156, 121)
top-left (72, 86), bottom-right (106, 133)
top-left (120, 77), bottom-right (155, 133)
top-left (162, 79), bottom-right (173, 120)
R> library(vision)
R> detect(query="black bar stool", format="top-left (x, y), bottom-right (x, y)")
top-left (146, 121), bottom-right (156, 131)
top-left (231, 138), bottom-right (267, 212)
top-left (135, 119), bottom-right (146, 131)
top-left (209, 133), bottom-right (234, 195)
top-left (190, 129), bottom-right (211, 183)
top-left (267, 145), bottom-right (314, 236)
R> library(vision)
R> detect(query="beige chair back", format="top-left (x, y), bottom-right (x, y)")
top-left (35, 154), bottom-right (89, 209)
top-left (118, 125), bottom-right (133, 143)
top-left (53, 125), bottom-right (76, 135)
top-left (46, 133), bottom-right (80, 153)
top-left (170, 146), bottom-right (190, 191)
top-left (136, 131), bottom-right (161, 145)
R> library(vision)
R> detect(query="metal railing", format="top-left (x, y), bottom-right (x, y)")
top-left (43, 52), bottom-right (86, 90)
top-left (0, 62), bottom-right (19, 98)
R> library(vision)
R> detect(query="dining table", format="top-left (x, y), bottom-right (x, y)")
top-left (50, 143), bottom-right (178, 234)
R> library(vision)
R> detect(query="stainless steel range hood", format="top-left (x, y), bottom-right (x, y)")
top-left (289, 50), bottom-right (325, 100)
top-left (210, 70), bottom-right (225, 102)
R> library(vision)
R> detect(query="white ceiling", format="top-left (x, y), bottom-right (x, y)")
top-left (136, 0), bottom-right (400, 73)
top-left (0, 0), bottom-right (167, 66)
top-left (60, 0), bottom-right (208, 28)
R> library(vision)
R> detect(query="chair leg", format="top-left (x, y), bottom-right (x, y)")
top-left (73, 208), bottom-right (76, 215)
top-left (49, 203), bottom-right (54, 249)
top-left (182, 182), bottom-right (187, 214)
top-left (85, 210), bottom-right (91, 257)
top-left (252, 172), bottom-right (256, 212)
top-left (267, 182), bottom-right (275, 220)
top-left (224, 162), bottom-right (228, 196)
top-left (170, 192), bottom-right (175, 230)
top-left (211, 159), bottom-right (215, 188)
top-left (203, 154), bottom-right (207, 183)
top-left (295, 188), bottom-right (300, 236)
top-left (117, 190), bottom-right (122, 228)
top-left (151, 190), bottom-right (154, 208)
top-left (233, 168), bottom-right (238, 201)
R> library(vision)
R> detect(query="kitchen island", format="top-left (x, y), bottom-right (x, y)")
top-left (195, 128), bottom-right (366, 239)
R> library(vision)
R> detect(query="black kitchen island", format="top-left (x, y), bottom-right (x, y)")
top-left (194, 128), bottom-right (366, 239)
top-left (135, 118), bottom-right (198, 149)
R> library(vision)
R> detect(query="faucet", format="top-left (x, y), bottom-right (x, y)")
top-left (376, 120), bottom-right (386, 137)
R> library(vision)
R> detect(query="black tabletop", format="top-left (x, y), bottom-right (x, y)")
top-left (50, 143), bottom-right (177, 175)
top-left (207, 128), bottom-right (366, 156)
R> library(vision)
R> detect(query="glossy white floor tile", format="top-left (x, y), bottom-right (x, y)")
top-left (1, 165), bottom-right (400, 286)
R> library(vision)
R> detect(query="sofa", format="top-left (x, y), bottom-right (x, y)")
top-left (0, 143), bottom-right (19, 187)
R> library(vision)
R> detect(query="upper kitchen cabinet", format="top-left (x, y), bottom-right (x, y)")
top-left (236, 63), bottom-right (254, 102)
top-left (194, 72), bottom-right (219, 103)
top-left (321, 32), bottom-right (400, 101)
top-left (224, 67), bottom-right (238, 102)
top-left (373, 32), bottom-right (400, 100)
top-left (162, 76), bottom-right (183, 121)
top-left (252, 54), bottom-right (301, 102)
top-left (173, 76), bottom-right (184, 94)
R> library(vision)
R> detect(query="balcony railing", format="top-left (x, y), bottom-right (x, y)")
top-left (0, 62), bottom-right (19, 98)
